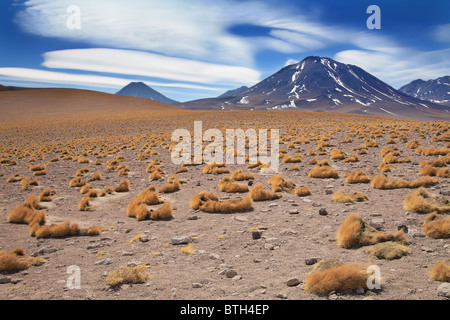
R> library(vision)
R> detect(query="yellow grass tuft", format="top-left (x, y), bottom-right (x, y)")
top-left (337, 213), bottom-right (408, 248)
top-left (38, 189), bottom-right (57, 202)
top-left (332, 190), bottom-right (369, 203)
top-left (191, 192), bottom-right (253, 213)
top-left (106, 264), bottom-right (149, 287)
top-left (368, 241), bottom-right (409, 260)
top-left (343, 170), bottom-right (371, 184)
top-left (294, 186), bottom-right (312, 197)
top-left (249, 183), bottom-right (282, 201)
top-left (69, 177), bottom-right (87, 188)
top-left (429, 262), bottom-right (450, 282)
top-left (422, 212), bottom-right (450, 238)
top-left (268, 174), bottom-right (296, 192)
top-left (114, 179), bottom-right (130, 192)
top-left (403, 187), bottom-right (450, 214)
top-left (0, 247), bottom-right (46, 272)
top-left (304, 260), bottom-right (369, 295)
top-left (371, 174), bottom-right (437, 189)
top-left (159, 177), bottom-right (181, 193)
top-left (218, 176), bottom-right (249, 193)
top-left (308, 159), bottom-right (339, 179)
top-left (230, 170), bottom-right (254, 181)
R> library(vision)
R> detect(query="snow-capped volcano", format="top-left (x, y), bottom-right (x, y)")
top-left (399, 76), bottom-right (450, 105)
top-left (178, 56), bottom-right (449, 120)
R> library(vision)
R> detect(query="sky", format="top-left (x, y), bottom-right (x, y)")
top-left (0, 0), bottom-right (449, 102)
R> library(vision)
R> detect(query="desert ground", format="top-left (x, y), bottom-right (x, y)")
top-left (0, 100), bottom-right (449, 300)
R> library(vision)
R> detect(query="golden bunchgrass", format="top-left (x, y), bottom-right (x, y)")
top-left (403, 187), bottom-right (450, 214)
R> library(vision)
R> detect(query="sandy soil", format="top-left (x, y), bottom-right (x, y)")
top-left (0, 110), bottom-right (448, 301)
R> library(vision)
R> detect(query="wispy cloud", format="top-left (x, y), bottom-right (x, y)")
top-left (42, 48), bottom-right (261, 86)
top-left (0, 67), bottom-right (221, 91)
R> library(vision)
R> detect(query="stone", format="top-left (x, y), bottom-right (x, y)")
top-left (276, 293), bottom-right (288, 299)
top-left (437, 283), bottom-right (450, 298)
top-left (289, 209), bottom-right (299, 215)
top-left (252, 230), bottom-right (263, 240)
top-left (192, 283), bottom-right (203, 288)
top-left (225, 270), bottom-right (238, 278)
top-left (355, 286), bottom-right (365, 295)
top-left (0, 276), bottom-right (11, 284)
top-left (286, 278), bottom-right (301, 287)
top-left (397, 225), bottom-right (408, 233)
top-left (305, 258), bottom-right (319, 265)
top-left (171, 236), bottom-right (192, 245)
top-left (325, 189), bottom-right (333, 195)
top-left (94, 258), bottom-right (113, 265)
top-left (187, 215), bottom-right (198, 220)
top-left (319, 208), bottom-right (328, 216)
top-left (421, 246), bottom-right (434, 253)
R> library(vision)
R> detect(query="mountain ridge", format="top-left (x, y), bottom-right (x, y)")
top-left (116, 81), bottom-right (178, 105)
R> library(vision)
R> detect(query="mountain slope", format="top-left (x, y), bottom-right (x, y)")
top-left (399, 76), bottom-right (450, 105)
top-left (116, 82), bottom-right (178, 104)
top-left (218, 86), bottom-right (249, 98)
top-left (0, 87), bottom-right (180, 121)
top-left (177, 56), bottom-right (449, 121)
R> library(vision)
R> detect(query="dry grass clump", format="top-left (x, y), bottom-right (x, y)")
top-left (106, 264), bottom-right (149, 287)
top-left (159, 176), bottom-right (181, 193)
top-left (218, 177), bottom-right (249, 193)
top-left (378, 162), bottom-right (395, 173)
top-left (403, 187), bottom-right (450, 214)
top-left (88, 171), bottom-right (102, 181)
top-left (342, 154), bottom-right (359, 163)
top-left (419, 165), bottom-right (450, 178)
top-left (406, 140), bottom-right (420, 149)
top-left (429, 262), bottom-right (450, 282)
top-left (421, 212), bottom-right (450, 238)
top-left (29, 164), bottom-right (46, 172)
top-left (420, 147), bottom-right (450, 156)
top-left (419, 155), bottom-right (450, 168)
top-left (0, 247), bottom-right (46, 273)
top-left (114, 179), bottom-right (130, 192)
top-left (368, 241), bottom-right (409, 260)
top-left (21, 177), bottom-right (39, 191)
top-left (38, 189), bottom-right (57, 202)
top-left (330, 149), bottom-right (347, 160)
top-left (268, 174), bottom-right (296, 192)
top-left (282, 153), bottom-right (303, 163)
top-left (308, 159), bottom-right (339, 179)
top-left (343, 170), bottom-right (371, 184)
top-left (33, 170), bottom-right (47, 176)
top-left (382, 152), bottom-right (411, 164)
top-left (230, 170), bottom-right (254, 181)
top-left (249, 184), bottom-right (282, 201)
top-left (80, 184), bottom-right (92, 195)
top-left (304, 260), bottom-right (369, 295)
top-left (99, 187), bottom-right (114, 197)
top-left (148, 202), bottom-right (173, 220)
top-left (76, 168), bottom-right (90, 176)
top-left (332, 190), bottom-right (369, 203)
top-left (294, 186), bottom-right (312, 197)
top-left (175, 167), bottom-right (189, 174)
top-left (7, 175), bottom-right (22, 183)
top-left (203, 162), bottom-right (230, 174)
top-left (22, 194), bottom-right (44, 210)
top-left (371, 174), bottom-right (437, 189)
top-left (337, 213), bottom-right (407, 248)
top-left (69, 177), bottom-right (87, 187)
top-left (190, 191), bottom-right (253, 213)
top-left (78, 195), bottom-right (94, 211)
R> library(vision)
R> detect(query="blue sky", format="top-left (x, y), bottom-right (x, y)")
top-left (0, 0), bottom-right (449, 102)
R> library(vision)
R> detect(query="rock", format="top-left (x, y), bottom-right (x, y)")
top-left (319, 208), bottom-right (328, 216)
top-left (209, 253), bottom-right (220, 260)
top-left (437, 283), bottom-right (450, 298)
top-left (305, 258), bottom-right (319, 266)
top-left (264, 243), bottom-right (275, 250)
top-left (286, 278), bottom-right (301, 287)
top-left (312, 201), bottom-right (321, 207)
top-left (234, 216), bottom-right (248, 222)
top-left (32, 247), bottom-right (58, 256)
top-left (0, 276), bottom-right (11, 284)
top-left (187, 216), bottom-right (198, 220)
top-left (139, 235), bottom-right (149, 243)
top-left (439, 190), bottom-right (450, 196)
top-left (397, 225), bottom-right (408, 233)
top-left (94, 258), bottom-right (113, 265)
top-left (325, 189), bottom-right (333, 195)
top-left (276, 293), bottom-right (288, 299)
top-left (328, 294), bottom-right (339, 300)
top-left (288, 209), bottom-right (299, 215)
top-left (355, 286), bottom-right (365, 295)
top-left (248, 181), bottom-right (254, 186)
top-left (192, 283), bottom-right (203, 288)
top-left (252, 230), bottom-right (263, 240)
top-left (369, 219), bottom-right (385, 230)
top-left (421, 246), bottom-right (434, 253)
top-left (225, 270), bottom-right (238, 278)
top-left (268, 203), bottom-right (278, 207)
top-left (171, 236), bottom-right (192, 245)
top-left (121, 251), bottom-right (134, 256)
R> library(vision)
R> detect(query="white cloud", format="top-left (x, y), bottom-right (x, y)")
top-left (42, 48), bottom-right (261, 86)
top-left (433, 23), bottom-right (450, 42)
top-left (0, 67), bottom-right (221, 91)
